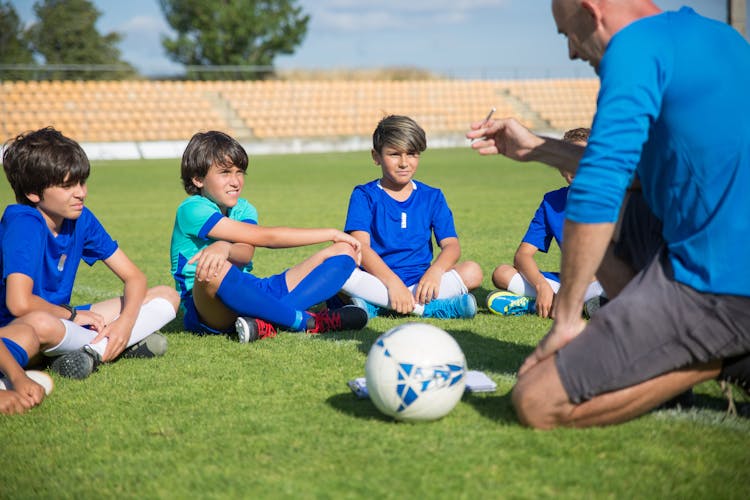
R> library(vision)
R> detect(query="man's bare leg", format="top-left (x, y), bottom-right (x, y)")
top-left (596, 243), bottom-right (636, 299)
top-left (512, 356), bottom-right (721, 429)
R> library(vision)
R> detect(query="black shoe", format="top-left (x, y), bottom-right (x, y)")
top-left (657, 388), bottom-right (695, 410)
top-left (50, 348), bottom-right (100, 380)
top-left (234, 317), bottom-right (278, 343)
top-left (120, 333), bottom-right (168, 359)
top-left (307, 305), bottom-right (368, 333)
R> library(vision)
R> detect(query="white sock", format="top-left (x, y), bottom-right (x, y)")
top-left (342, 268), bottom-right (469, 316)
top-left (43, 320), bottom-right (97, 357)
top-left (506, 273), bottom-right (560, 297)
top-left (43, 298), bottom-right (175, 358)
top-left (583, 281), bottom-right (605, 302)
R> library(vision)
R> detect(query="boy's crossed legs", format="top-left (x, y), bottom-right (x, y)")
top-left (191, 242), bottom-right (367, 337)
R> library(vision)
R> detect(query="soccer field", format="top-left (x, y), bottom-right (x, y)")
top-left (1, 147), bottom-right (748, 499)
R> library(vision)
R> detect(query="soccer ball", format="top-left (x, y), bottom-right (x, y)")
top-left (365, 322), bottom-right (466, 422)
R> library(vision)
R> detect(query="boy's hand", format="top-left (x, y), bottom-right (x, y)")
top-left (387, 282), bottom-right (415, 315)
top-left (332, 231), bottom-right (361, 253)
top-left (189, 241), bottom-right (232, 282)
top-left (73, 309), bottom-right (106, 332)
top-left (9, 373), bottom-right (46, 406)
top-left (534, 282), bottom-right (556, 319)
top-left (97, 319), bottom-right (132, 361)
top-left (0, 390), bottom-right (34, 415)
top-left (415, 267), bottom-right (443, 305)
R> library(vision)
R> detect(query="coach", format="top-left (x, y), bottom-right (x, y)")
top-left (467, 0), bottom-right (750, 428)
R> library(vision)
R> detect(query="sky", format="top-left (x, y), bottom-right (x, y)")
top-left (8, 0), bottom-right (743, 79)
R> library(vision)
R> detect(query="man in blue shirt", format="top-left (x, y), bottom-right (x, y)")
top-left (467, 1), bottom-right (750, 427)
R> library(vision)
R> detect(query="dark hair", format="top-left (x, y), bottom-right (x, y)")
top-left (181, 131), bottom-right (248, 195)
top-left (2, 127), bottom-right (90, 206)
top-left (562, 127), bottom-right (591, 144)
top-left (372, 115), bottom-right (427, 154)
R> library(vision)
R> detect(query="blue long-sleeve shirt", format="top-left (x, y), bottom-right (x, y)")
top-left (566, 8), bottom-right (750, 296)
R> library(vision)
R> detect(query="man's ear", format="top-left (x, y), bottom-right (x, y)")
top-left (580, 0), bottom-right (602, 26)
top-left (25, 192), bottom-right (41, 204)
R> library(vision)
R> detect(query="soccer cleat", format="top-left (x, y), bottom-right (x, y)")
top-left (422, 293), bottom-right (477, 319)
top-left (50, 348), bottom-right (101, 380)
top-left (583, 295), bottom-right (609, 319)
top-left (350, 296), bottom-right (381, 319)
top-left (486, 290), bottom-right (536, 316)
top-left (0, 370), bottom-right (54, 395)
top-left (307, 305), bottom-right (368, 334)
top-left (120, 333), bottom-right (168, 359)
top-left (234, 316), bottom-right (278, 343)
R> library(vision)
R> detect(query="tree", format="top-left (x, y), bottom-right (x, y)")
top-left (26, 0), bottom-right (135, 80)
top-left (159, 0), bottom-right (309, 80)
top-left (0, 1), bottom-right (36, 80)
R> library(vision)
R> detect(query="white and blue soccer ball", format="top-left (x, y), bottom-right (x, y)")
top-left (365, 323), bottom-right (466, 422)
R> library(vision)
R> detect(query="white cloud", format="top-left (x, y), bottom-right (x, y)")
top-left (308, 0), bottom-right (509, 32)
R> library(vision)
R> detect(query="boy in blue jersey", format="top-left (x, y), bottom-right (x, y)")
top-left (467, 1), bottom-right (750, 427)
top-left (488, 128), bottom-right (603, 318)
top-left (341, 115), bottom-right (482, 319)
top-left (0, 324), bottom-right (48, 414)
top-left (170, 131), bottom-right (367, 341)
top-left (1, 127), bottom-right (180, 380)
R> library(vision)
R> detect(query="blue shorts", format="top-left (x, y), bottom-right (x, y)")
top-left (182, 271), bottom-right (289, 335)
top-left (1, 337), bottom-right (29, 377)
top-left (541, 271), bottom-right (560, 283)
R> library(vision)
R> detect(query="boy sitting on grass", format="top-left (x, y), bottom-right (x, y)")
top-left (170, 131), bottom-right (367, 341)
top-left (1, 127), bottom-right (180, 379)
top-left (340, 115), bottom-right (483, 319)
top-left (487, 128), bottom-right (603, 317)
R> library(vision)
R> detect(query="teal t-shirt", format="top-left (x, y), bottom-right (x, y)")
top-left (170, 195), bottom-right (258, 303)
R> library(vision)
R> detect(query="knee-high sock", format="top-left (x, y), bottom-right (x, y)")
top-left (507, 273), bottom-right (604, 301)
top-left (216, 266), bottom-right (307, 331)
top-left (282, 255), bottom-right (356, 310)
top-left (43, 298), bottom-right (177, 358)
top-left (342, 268), bottom-right (469, 316)
top-left (43, 320), bottom-right (97, 357)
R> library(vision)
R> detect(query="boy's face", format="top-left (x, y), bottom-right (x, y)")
top-left (372, 145), bottom-right (420, 189)
top-left (192, 162), bottom-right (245, 211)
top-left (26, 176), bottom-right (87, 224)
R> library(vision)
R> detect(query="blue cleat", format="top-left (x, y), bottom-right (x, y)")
top-left (486, 290), bottom-right (536, 316)
top-left (350, 297), bottom-right (381, 319)
top-left (422, 293), bottom-right (477, 319)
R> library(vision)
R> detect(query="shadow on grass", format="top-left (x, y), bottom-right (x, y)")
top-left (326, 392), bottom-right (397, 422)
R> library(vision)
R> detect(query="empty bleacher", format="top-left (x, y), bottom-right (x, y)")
top-left (0, 79), bottom-right (599, 145)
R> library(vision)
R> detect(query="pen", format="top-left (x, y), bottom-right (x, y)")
top-left (471, 107), bottom-right (496, 143)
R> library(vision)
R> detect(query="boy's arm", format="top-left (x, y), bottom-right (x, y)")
top-left (207, 218), bottom-right (360, 252)
top-left (4, 273), bottom-right (105, 329)
top-left (514, 242), bottom-right (555, 318)
top-left (96, 249), bottom-right (148, 361)
top-left (189, 241), bottom-right (254, 282)
top-left (351, 230), bottom-right (415, 314)
top-left (416, 237), bottom-right (461, 304)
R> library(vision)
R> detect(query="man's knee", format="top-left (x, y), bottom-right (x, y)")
top-left (511, 360), bottom-right (572, 429)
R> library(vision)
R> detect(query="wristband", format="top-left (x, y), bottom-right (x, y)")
top-left (61, 304), bottom-right (77, 321)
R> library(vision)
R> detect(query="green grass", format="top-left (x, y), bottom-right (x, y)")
top-left (1, 148), bottom-right (748, 499)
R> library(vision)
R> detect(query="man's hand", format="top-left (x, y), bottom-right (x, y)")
top-left (518, 317), bottom-right (586, 376)
top-left (466, 117), bottom-right (544, 160)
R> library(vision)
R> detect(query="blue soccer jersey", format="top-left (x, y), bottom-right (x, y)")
top-left (522, 187), bottom-right (567, 253)
top-left (170, 195), bottom-right (258, 304)
top-left (0, 205), bottom-right (118, 326)
top-left (344, 180), bottom-right (458, 286)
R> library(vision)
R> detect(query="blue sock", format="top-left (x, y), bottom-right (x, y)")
top-left (216, 266), bottom-right (306, 330)
top-left (282, 254), bottom-right (356, 310)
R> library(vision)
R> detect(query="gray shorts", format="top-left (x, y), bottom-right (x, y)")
top-left (556, 206), bottom-right (750, 403)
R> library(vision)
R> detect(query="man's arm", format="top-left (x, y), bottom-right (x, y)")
top-left (519, 221), bottom-right (614, 375)
top-left (466, 117), bottom-right (585, 176)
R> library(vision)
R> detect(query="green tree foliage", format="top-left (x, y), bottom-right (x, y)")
top-left (0, 1), bottom-right (36, 80)
top-left (26, 0), bottom-right (135, 80)
top-left (159, 0), bottom-right (309, 80)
